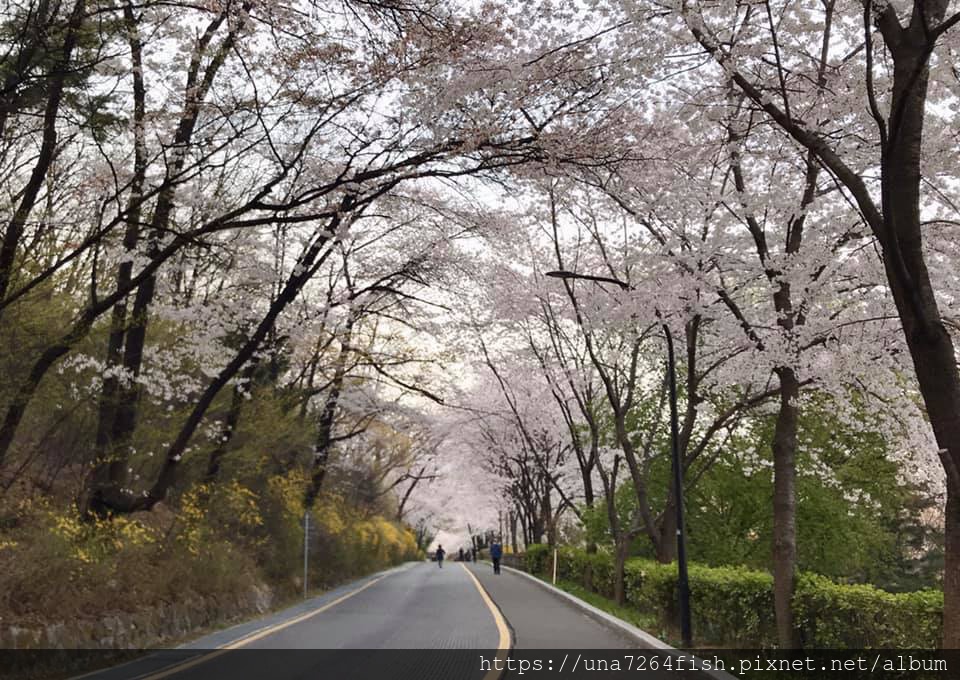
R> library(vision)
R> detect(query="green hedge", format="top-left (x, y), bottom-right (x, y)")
top-left (524, 544), bottom-right (942, 649)
top-left (794, 573), bottom-right (942, 648)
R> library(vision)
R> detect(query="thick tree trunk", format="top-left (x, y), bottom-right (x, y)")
top-left (889, 284), bottom-right (960, 647)
top-left (946, 491), bottom-right (960, 648)
top-left (108, 265), bottom-right (158, 437)
top-left (772, 366), bottom-right (800, 648)
top-left (889, 280), bottom-right (960, 646)
top-left (880, 31), bottom-right (960, 648)
top-left (530, 515), bottom-right (544, 545)
top-left (582, 478), bottom-right (596, 588)
top-left (656, 496), bottom-right (678, 564)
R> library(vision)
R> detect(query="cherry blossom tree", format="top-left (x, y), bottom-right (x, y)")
top-left (599, 0), bottom-right (960, 646)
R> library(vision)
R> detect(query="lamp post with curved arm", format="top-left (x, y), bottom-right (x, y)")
top-left (544, 269), bottom-right (692, 648)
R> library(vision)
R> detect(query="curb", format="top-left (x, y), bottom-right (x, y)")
top-left (498, 564), bottom-right (737, 680)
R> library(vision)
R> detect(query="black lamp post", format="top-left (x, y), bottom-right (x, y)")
top-left (545, 269), bottom-right (692, 648)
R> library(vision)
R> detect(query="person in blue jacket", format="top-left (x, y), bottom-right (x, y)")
top-left (490, 539), bottom-right (502, 575)
top-left (435, 544), bottom-right (445, 568)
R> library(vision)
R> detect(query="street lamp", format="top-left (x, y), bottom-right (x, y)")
top-left (545, 269), bottom-right (692, 648)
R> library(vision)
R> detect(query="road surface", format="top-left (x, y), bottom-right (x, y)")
top-left (36, 561), bottom-right (719, 680)
top-left (464, 562), bottom-right (638, 648)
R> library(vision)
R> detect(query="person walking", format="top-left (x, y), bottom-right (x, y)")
top-left (458, 547), bottom-right (465, 562)
top-left (490, 539), bottom-right (502, 575)
top-left (435, 544), bottom-right (445, 568)
top-left (471, 545), bottom-right (477, 563)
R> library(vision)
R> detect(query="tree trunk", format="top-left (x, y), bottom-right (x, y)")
top-left (945, 490), bottom-right (960, 648)
top-left (880, 31), bottom-right (960, 648)
top-left (542, 482), bottom-right (555, 547)
top-left (530, 517), bottom-right (544, 545)
top-left (303, 314), bottom-right (355, 510)
top-left (772, 366), bottom-right (800, 648)
top-left (613, 536), bottom-right (630, 606)
top-left (656, 496), bottom-right (678, 564)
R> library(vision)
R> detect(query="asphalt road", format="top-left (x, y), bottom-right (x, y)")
top-left (40, 561), bottom-right (720, 680)
top-left (465, 561), bottom-right (638, 649)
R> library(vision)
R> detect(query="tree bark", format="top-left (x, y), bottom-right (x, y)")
top-left (85, 2), bottom-right (148, 512)
top-left (878, 21), bottom-right (960, 647)
top-left (613, 535), bottom-right (630, 606)
top-left (656, 497), bottom-right (678, 564)
top-left (945, 490), bottom-right (960, 648)
top-left (772, 366), bottom-right (800, 648)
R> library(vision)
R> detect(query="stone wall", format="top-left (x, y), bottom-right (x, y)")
top-left (1, 584), bottom-right (274, 649)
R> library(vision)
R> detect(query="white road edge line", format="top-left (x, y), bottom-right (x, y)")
top-left (498, 563), bottom-right (737, 680)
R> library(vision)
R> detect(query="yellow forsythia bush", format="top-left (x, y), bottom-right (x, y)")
top-left (306, 495), bottom-right (418, 588)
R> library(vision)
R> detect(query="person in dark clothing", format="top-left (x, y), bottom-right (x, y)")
top-left (458, 547), bottom-right (465, 562)
top-left (490, 540), bottom-right (502, 575)
top-left (471, 546), bottom-right (477, 563)
top-left (435, 545), bottom-right (445, 568)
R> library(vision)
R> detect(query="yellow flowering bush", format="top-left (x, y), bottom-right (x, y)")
top-left (47, 508), bottom-right (158, 564)
top-left (306, 501), bottom-right (419, 588)
top-left (0, 470), bottom-right (418, 629)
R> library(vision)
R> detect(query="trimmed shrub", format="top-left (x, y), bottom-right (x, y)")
top-left (686, 563), bottom-right (776, 647)
top-left (525, 544), bottom-right (551, 574)
top-left (529, 544), bottom-right (942, 649)
top-left (794, 573), bottom-right (942, 648)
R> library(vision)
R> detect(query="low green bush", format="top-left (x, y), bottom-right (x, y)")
top-left (794, 573), bottom-right (942, 648)
top-left (525, 544), bottom-right (942, 649)
top-left (525, 544), bottom-right (551, 574)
